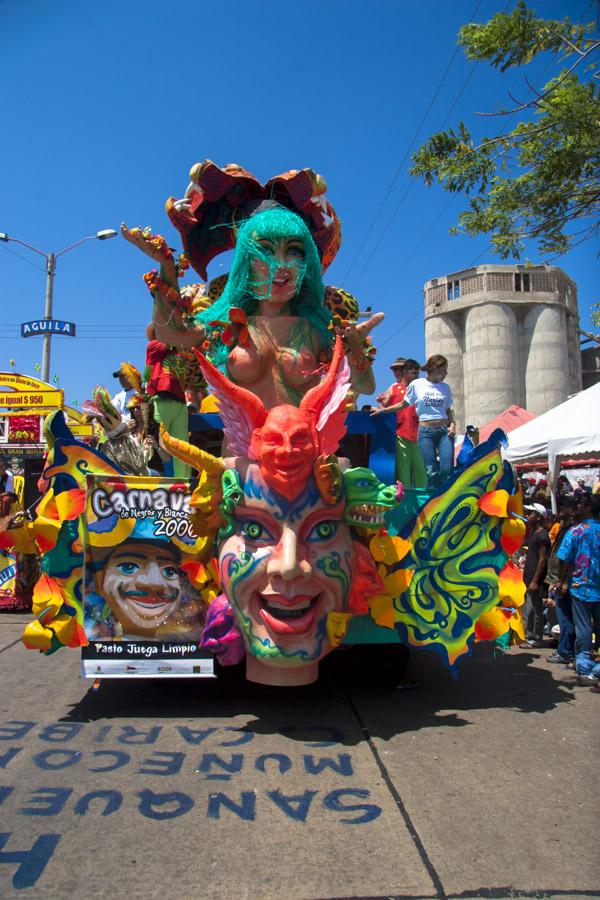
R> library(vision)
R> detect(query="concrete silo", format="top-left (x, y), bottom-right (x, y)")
top-left (423, 265), bottom-right (581, 433)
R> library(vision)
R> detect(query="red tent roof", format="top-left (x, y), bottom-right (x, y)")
top-left (478, 405), bottom-right (537, 443)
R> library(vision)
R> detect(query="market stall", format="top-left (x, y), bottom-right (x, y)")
top-left (504, 382), bottom-right (600, 510)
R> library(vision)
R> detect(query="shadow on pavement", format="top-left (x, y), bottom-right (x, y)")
top-left (61, 641), bottom-right (576, 746)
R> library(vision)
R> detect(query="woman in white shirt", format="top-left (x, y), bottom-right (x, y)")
top-left (372, 355), bottom-right (455, 489)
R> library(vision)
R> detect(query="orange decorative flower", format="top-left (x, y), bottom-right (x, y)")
top-left (210, 307), bottom-right (249, 347)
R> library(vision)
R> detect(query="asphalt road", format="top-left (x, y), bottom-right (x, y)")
top-left (0, 611), bottom-right (597, 900)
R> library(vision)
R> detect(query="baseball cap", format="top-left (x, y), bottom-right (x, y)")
top-left (390, 357), bottom-right (406, 370)
top-left (524, 503), bottom-right (547, 516)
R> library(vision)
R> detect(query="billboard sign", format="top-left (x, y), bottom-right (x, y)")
top-left (0, 389), bottom-right (63, 411)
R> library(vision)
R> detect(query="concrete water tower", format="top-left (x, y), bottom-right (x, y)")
top-left (423, 264), bottom-right (581, 433)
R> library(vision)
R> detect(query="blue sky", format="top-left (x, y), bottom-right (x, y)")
top-left (1, 0), bottom-right (596, 407)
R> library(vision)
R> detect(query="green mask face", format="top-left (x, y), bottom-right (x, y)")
top-left (342, 467), bottom-right (400, 529)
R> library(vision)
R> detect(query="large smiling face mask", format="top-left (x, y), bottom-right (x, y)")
top-left (217, 462), bottom-right (380, 686)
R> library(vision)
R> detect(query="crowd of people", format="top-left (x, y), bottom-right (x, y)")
top-left (517, 483), bottom-right (600, 693)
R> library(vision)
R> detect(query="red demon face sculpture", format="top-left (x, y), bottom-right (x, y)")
top-left (250, 406), bottom-right (318, 500)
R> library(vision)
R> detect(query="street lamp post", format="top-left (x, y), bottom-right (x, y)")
top-left (0, 229), bottom-right (117, 383)
top-left (42, 251), bottom-right (56, 386)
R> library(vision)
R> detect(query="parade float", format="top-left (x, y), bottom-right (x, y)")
top-left (0, 371), bottom-right (93, 610)
top-left (0, 161), bottom-right (526, 685)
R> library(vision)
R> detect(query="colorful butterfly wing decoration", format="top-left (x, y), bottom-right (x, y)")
top-left (385, 435), bottom-right (522, 667)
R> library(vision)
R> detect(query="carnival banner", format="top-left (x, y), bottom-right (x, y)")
top-left (81, 475), bottom-right (216, 678)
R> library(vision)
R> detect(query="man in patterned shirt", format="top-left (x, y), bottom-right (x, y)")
top-left (557, 494), bottom-right (600, 655)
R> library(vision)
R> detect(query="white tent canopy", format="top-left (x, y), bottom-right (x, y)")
top-left (504, 381), bottom-right (600, 510)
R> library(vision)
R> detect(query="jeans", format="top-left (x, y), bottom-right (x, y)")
top-left (555, 590), bottom-right (575, 659)
top-left (524, 587), bottom-right (545, 644)
top-left (571, 597), bottom-right (600, 655)
top-left (417, 425), bottom-right (454, 489)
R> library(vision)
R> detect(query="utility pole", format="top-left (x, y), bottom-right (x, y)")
top-left (41, 252), bottom-right (56, 383)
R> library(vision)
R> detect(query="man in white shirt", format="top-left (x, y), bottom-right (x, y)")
top-left (111, 366), bottom-right (136, 420)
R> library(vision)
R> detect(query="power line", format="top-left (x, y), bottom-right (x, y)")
top-left (0, 243), bottom-right (46, 272)
top-left (0, 332), bottom-right (145, 339)
top-left (370, 195), bottom-right (458, 307)
top-left (348, 33), bottom-right (491, 288)
top-left (366, 2), bottom-right (562, 322)
top-left (466, 244), bottom-right (492, 267)
top-left (342, 0), bottom-right (485, 285)
top-left (377, 306), bottom-right (425, 351)
top-left (348, 1), bottom-right (524, 294)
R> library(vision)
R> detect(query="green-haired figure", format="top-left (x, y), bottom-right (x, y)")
top-left (123, 175), bottom-right (383, 408)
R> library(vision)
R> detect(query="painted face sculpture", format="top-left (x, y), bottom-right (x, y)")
top-left (217, 462), bottom-right (378, 685)
top-left (96, 541), bottom-right (182, 637)
top-left (250, 406), bottom-right (317, 501)
top-left (158, 336), bottom-right (396, 684)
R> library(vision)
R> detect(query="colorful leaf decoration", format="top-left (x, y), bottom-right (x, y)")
top-left (474, 607), bottom-right (510, 641)
top-left (501, 517), bottom-right (526, 555)
top-left (55, 489), bottom-right (86, 522)
top-left (369, 534), bottom-right (412, 565)
top-left (498, 560), bottom-right (526, 608)
top-left (32, 573), bottom-right (64, 623)
top-left (22, 620), bottom-right (54, 652)
top-left (369, 594), bottom-right (395, 629)
top-left (478, 489), bottom-right (509, 518)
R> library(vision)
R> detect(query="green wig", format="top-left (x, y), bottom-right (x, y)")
top-left (196, 206), bottom-right (332, 371)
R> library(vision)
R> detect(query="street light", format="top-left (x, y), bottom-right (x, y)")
top-left (0, 228), bottom-right (118, 383)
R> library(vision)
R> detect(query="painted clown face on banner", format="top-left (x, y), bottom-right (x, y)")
top-left (96, 541), bottom-right (182, 637)
top-left (217, 462), bottom-right (378, 685)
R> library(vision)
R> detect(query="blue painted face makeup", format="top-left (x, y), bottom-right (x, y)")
top-left (218, 464), bottom-right (355, 681)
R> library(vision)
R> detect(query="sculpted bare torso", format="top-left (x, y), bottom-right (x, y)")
top-left (226, 316), bottom-right (322, 408)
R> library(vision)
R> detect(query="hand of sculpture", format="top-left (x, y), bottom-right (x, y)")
top-left (120, 223), bottom-right (178, 284)
top-left (122, 220), bottom-right (206, 348)
top-left (340, 311), bottom-right (385, 351)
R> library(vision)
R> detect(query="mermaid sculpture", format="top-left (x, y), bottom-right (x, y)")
top-left (121, 161), bottom-right (383, 409)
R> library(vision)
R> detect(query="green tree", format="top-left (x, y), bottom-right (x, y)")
top-left (411, 1), bottom-right (600, 259)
